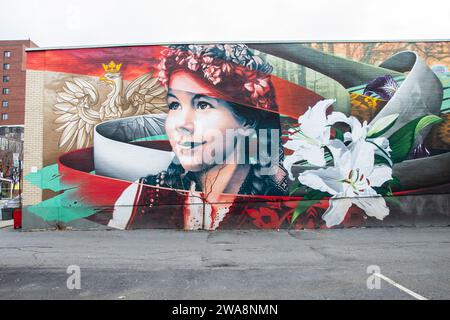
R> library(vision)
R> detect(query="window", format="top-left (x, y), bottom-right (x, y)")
top-left (2, 113), bottom-right (8, 120)
top-left (3, 76), bottom-right (10, 83)
top-left (3, 63), bottom-right (10, 70)
top-left (4, 51), bottom-right (11, 58)
top-left (2, 88), bottom-right (9, 95)
top-left (2, 101), bottom-right (8, 107)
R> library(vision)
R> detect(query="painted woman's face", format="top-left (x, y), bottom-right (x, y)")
top-left (165, 72), bottom-right (247, 172)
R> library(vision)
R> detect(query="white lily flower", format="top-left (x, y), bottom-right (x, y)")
top-left (283, 99), bottom-right (336, 179)
top-left (298, 140), bottom-right (392, 227)
top-left (327, 113), bottom-right (398, 165)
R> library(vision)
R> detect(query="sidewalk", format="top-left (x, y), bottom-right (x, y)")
top-left (0, 219), bottom-right (13, 228)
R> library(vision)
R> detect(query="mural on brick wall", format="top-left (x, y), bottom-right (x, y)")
top-left (24, 42), bottom-right (450, 230)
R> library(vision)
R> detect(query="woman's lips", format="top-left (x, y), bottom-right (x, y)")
top-left (177, 140), bottom-right (206, 150)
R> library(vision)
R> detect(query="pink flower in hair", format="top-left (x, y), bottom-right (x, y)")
top-left (203, 65), bottom-right (222, 85)
top-left (221, 62), bottom-right (233, 75)
top-left (158, 58), bottom-right (167, 71)
top-left (157, 44), bottom-right (277, 109)
top-left (187, 55), bottom-right (200, 71)
top-left (202, 56), bottom-right (214, 65)
top-left (158, 70), bottom-right (168, 86)
top-left (160, 48), bottom-right (174, 57)
top-left (244, 76), bottom-right (271, 100)
top-left (174, 50), bottom-right (190, 65)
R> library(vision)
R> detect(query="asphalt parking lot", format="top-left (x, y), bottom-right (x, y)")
top-left (0, 226), bottom-right (449, 299)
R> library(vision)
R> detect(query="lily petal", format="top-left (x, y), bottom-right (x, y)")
top-left (299, 99), bottom-right (335, 140)
top-left (322, 197), bottom-right (353, 227)
top-left (303, 145), bottom-right (326, 167)
top-left (371, 137), bottom-right (392, 155)
top-left (353, 119), bottom-right (368, 142)
top-left (328, 113), bottom-right (367, 142)
top-left (327, 111), bottom-right (350, 126)
top-left (349, 140), bottom-right (375, 177)
top-left (298, 167), bottom-right (343, 196)
top-left (283, 152), bottom-right (305, 180)
top-left (327, 139), bottom-right (350, 171)
top-left (352, 196), bottom-right (389, 221)
top-left (368, 165), bottom-right (392, 187)
top-left (283, 138), bottom-right (308, 151)
top-left (367, 113), bottom-right (399, 137)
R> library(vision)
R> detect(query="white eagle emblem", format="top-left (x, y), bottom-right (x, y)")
top-left (53, 61), bottom-right (167, 150)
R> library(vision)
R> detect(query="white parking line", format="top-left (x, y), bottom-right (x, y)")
top-left (375, 273), bottom-right (428, 300)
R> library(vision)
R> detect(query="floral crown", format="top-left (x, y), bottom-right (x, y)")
top-left (157, 44), bottom-right (278, 111)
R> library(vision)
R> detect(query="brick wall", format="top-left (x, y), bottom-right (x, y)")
top-left (22, 70), bottom-right (44, 206)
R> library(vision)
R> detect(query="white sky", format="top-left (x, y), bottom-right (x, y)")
top-left (0, 0), bottom-right (449, 48)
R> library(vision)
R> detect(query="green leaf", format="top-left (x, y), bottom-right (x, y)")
top-left (387, 176), bottom-right (401, 187)
top-left (385, 195), bottom-right (404, 207)
top-left (388, 114), bottom-right (443, 163)
top-left (414, 115), bottom-right (443, 137)
top-left (389, 126), bottom-right (415, 163)
top-left (367, 113), bottom-right (399, 138)
top-left (374, 154), bottom-right (391, 166)
top-left (290, 187), bottom-right (331, 224)
top-left (289, 182), bottom-right (302, 196)
top-left (290, 199), bottom-right (321, 225)
top-left (333, 127), bottom-right (345, 141)
top-left (372, 186), bottom-right (390, 196)
top-left (368, 140), bottom-right (393, 167)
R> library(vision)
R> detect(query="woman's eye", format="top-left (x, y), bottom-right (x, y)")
top-left (196, 101), bottom-right (212, 110)
top-left (168, 102), bottom-right (180, 110)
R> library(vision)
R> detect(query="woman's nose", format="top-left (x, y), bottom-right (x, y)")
top-left (175, 107), bottom-right (195, 135)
